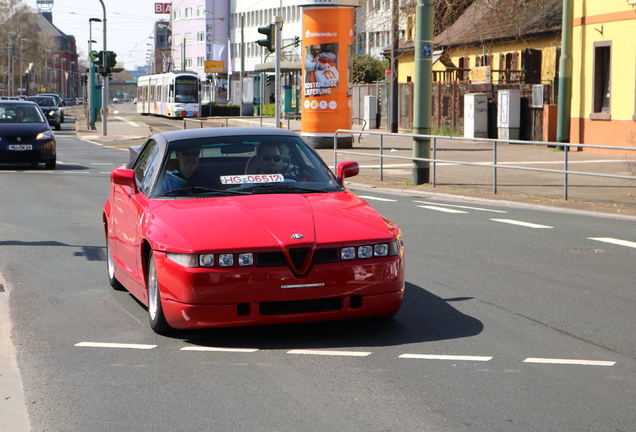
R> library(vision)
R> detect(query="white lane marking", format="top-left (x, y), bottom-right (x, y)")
top-left (181, 346), bottom-right (259, 353)
top-left (588, 237), bottom-right (636, 249)
top-left (414, 200), bottom-right (507, 213)
top-left (491, 218), bottom-right (553, 229)
top-left (288, 349), bottom-right (372, 357)
top-left (399, 354), bottom-right (493, 362)
top-left (114, 116), bottom-right (142, 127)
top-left (91, 163), bottom-right (115, 166)
top-left (75, 342), bottom-right (157, 350)
top-left (62, 171), bottom-right (90, 174)
top-left (417, 205), bottom-right (468, 214)
top-left (523, 358), bottom-right (616, 366)
top-left (358, 195), bottom-right (398, 202)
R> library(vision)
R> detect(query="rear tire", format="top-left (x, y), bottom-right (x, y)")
top-left (147, 253), bottom-right (172, 335)
top-left (45, 160), bottom-right (56, 170)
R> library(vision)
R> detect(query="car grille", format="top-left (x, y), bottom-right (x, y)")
top-left (255, 248), bottom-right (339, 267)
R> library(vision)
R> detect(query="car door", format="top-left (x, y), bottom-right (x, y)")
top-left (112, 140), bottom-right (162, 291)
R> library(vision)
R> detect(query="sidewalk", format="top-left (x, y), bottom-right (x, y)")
top-left (74, 109), bottom-right (636, 219)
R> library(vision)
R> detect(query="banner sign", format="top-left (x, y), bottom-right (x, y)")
top-left (301, 7), bottom-right (354, 137)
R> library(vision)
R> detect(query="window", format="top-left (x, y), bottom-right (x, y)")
top-left (185, 33), bottom-right (193, 45)
top-left (197, 32), bottom-right (204, 43)
top-left (186, 58), bottom-right (192, 69)
top-left (591, 41), bottom-right (611, 119)
top-left (197, 6), bottom-right (204, 17)
top-left (197, 57), bottom-right (204, 68)
top-left (173, 9), bottom-right (181, 20)
top-left (185, 8), bottom-right (192, 18)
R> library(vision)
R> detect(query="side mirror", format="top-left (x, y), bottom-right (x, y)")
top-left (337, 161), bottom-right (359, 181)
top-left (111, 167), bottom-right (138, 194)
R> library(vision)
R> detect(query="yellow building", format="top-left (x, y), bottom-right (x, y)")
top-left (394, 0), bottom-right (562, 86)
top-left (569, 2), bottom-right (636, 151)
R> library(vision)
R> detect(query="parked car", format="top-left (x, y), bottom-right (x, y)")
top-left (0, 101), bottom-right (56, 169)
top-left (25, 96), bottom-right (62, 130)
top-left (37, 94), bottom-right (65, 122)
top-left (103, 127), bottom-right (404, 334)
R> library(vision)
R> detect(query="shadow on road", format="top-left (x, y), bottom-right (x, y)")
top-left (175, 282), bottom-right (483, 349)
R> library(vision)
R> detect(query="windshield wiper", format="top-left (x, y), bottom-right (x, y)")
top-left (239, 184), bottom-right (330, 193)
top-left (163, 186), bottom-right (250, 196)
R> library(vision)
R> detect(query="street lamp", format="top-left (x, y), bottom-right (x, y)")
top-left (61, 58), bottom-right (67, 99)
top-left (8, 31), bottom-right (16, 95)
top-left (18, 38), bottom-right (27, 95)
top-left (52, 54), bottom-right (59, 94)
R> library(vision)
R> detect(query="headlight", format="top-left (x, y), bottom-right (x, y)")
top-left (218, 254), bottom-right (234, 267)
top-left (166, 253), bottom-right (198, 267)
top-left (358, 245), bottom-right (373, 259)
top-left (237, 253), bottom-right (254, 266)
top-left (36, 130), bottom-right (54, 140)
top-left (199, 254), bottom-right (214, 267)
top-left (341, 247), bottom-right (356, 260)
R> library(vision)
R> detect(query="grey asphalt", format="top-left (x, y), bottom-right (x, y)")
top-left (74, 108), bottom-right (636, 219)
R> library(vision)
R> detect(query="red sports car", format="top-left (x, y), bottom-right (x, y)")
top-left (103, 127), bottom-right (404, 334)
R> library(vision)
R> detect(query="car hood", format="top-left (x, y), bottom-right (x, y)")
top-left (144, 191), bottom-right (397, 252)
top-left (0, 122), bottom-right (50, 138)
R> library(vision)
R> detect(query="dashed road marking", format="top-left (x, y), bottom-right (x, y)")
top-left (491, 218), bottom-right (553, 229)
top-left (399, 354), bottom-right (493, 362)
top-left (181, 346), bottom-right (259, 353)
top-left (75, 342), bottom-right (157, 350)
top-left (358, 195), bottom-right (398, 202)
top-left (288, 349), bottom-right (372, 357)
top-left (417, 205), bottom-right (468, 214)
top-left (588, 237), bottom-right (636, 249)
top-left (414, 201), bottom-right (507, 213)
top-left (523, 358), bottom-right (616, 366)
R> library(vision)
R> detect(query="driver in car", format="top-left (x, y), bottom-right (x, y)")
top-left (163, 146), bottom-right (218, 192)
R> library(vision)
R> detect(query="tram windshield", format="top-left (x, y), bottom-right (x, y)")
top-left (174, 76), bottom-right (199, 103)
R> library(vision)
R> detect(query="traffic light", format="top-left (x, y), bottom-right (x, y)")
top-left (106, 51), bottom-right (117, 69)
top-left (266, 75), bottom-right (272, 86)
top-left (80, 74), bottom-right (88, 85)
top-left (257, 23), bottom-right (275, 52)
top-left (97, 50), bottom-right (106, 67)
top-left (294, 36), bottom-right (300, 47)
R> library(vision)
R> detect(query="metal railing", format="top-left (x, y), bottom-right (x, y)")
top-left (183, 115), bottom-right (298, 130)
top-left (334, 130), bottom-right (636, 201)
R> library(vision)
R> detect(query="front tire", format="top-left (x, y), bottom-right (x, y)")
top-left (147, 253), bottom-right (172, 334)
top-left (106, 238), bottom-right (126, 291)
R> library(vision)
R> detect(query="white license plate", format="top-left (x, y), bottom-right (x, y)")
top-left (8, 144), bottom-right (32, 151)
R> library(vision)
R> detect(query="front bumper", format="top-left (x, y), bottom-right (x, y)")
top-left (154, 252), bottom-right (405, 329)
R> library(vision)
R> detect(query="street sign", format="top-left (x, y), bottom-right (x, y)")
top-left (155, 3), bottom-right (171, 14)
top-left (204, 60), bottom-right (224, 73)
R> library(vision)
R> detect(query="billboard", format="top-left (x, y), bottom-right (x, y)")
top-left (301, 7), bottom-right (354, 142)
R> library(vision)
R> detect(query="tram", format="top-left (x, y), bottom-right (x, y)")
top-left (136, 72), bottom-right (200, 118)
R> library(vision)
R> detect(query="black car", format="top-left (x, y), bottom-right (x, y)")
top-left (0, 101), bottom-right (56, 169)
top-left (37, 94), bottom-right (65, 122)
top-left (26, 96), bottom-right (62, 130)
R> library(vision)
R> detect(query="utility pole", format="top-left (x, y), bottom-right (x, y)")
top-left (390, 0), bottom-right (399, 133)
top-left (274, 15), bottom-right (282, 128)
top-left (99, 0), bottom-right (108, 136)
top-left (412, 0), bottom-right (434, 184)
top-left (556, 0), bottom-right (573, 149)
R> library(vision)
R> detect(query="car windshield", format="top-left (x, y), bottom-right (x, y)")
top-left (151, 134), bottom-right (342, 198)
top-left (0, 104), bottom-right (46, 123)
top-left (27, 97), bottom-right (57, 107)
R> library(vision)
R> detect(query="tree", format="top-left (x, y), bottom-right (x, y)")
top-left (352, 54), bottom-right (389, 84)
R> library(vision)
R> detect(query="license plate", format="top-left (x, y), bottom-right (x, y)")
top-left (8, 145), bottom-right (32, 151)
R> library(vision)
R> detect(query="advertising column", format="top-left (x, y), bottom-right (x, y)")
top-left (300, 0), bottom-right (358, 149)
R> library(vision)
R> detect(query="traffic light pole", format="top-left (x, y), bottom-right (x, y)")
top-left (99, 0), bottom-right (108, 136)
top-left (274, 16), bottom-right (282, 128)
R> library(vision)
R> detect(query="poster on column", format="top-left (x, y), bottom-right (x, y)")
top-left (302, 7), bottom-right (354, 135)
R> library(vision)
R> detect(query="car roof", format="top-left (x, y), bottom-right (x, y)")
top-left (155, 127), bottom-right (301, 142)
top-left (0, 100), bottom-right (40, 106)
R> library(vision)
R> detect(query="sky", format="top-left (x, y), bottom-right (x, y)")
top-left (25, 0), bottom-right (170, 69)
